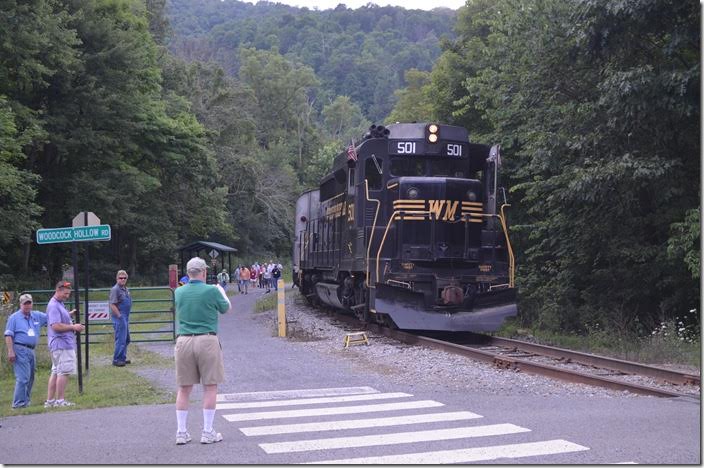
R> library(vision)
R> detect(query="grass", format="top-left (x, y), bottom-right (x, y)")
top-left (0, 342), bottom-right (173, 418)
top-left (0, 288), bottom-right (175, 417)
top-left (254, 293), bottom-right (278, 313)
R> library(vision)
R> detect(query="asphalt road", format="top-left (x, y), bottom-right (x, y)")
top-left (1, 285), bottom-right (700, 464)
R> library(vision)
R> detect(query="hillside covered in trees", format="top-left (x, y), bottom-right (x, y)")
top-left (166, 0), bottom-right (456, 122)
top-left (0, 0), bottom-right (699, 342)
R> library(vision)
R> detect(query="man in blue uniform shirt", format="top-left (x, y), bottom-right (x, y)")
top-left (109, 270), bottom-right (132, 366)
top-left (4, 294), bottom-right (48, 408)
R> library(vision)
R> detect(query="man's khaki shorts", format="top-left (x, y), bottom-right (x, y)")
top-left (50, 348), bottom-right (77, 375)
top-left (174, 335), bottom-right (224, 386)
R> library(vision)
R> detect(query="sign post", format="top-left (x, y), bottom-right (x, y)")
top-left (36, 214), bottom-right (110, 392)
top-left (71, 241), bottom-right (83, 392)
top-left (73, 212), bottom-right (101, 376)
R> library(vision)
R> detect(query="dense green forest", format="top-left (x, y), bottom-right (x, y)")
top-left (0, 0), bottom-right (699, 340)
top-left (166, 0), bottom-right (456, 122)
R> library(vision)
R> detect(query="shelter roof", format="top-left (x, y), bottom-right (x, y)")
top-left (178, 241), bottom-right (237, 253)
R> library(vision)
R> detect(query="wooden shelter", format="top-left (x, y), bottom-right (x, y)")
top-left (178, 241), bottom-right (237, 284)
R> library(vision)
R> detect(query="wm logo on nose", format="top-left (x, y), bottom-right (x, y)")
top-left (428, 200), bottom-right (459, 220)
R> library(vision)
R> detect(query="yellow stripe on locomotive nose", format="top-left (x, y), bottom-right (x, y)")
top-left (394, 200), bottom-right (426, 206)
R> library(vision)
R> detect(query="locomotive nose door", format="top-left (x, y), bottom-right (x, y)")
top-left (421, 178), bottom-right (482, 260)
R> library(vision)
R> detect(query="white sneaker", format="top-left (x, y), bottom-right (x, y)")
top-left (200, 429), bottom-right (223, 444)
top-left (176, 431), bottom-right (192, 445)
top-left (55, 400), bottom-right (75, 407)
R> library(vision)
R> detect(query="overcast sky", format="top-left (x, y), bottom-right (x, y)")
top-left (246, 0), bottom-right (466, 11)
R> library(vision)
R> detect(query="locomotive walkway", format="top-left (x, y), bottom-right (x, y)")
top-left (0, 285), bottom-right (700, 464)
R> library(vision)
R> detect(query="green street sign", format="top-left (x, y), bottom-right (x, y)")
top-left (36, 224), bottom-right (111, 244)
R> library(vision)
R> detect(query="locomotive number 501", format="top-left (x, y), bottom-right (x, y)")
top-left (447, 143), bottom-right (463, 156)
top-left (396, 141), bottom-right (416, 154)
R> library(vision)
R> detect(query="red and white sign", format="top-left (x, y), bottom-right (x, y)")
top-left (88, 301), bottom-right (110, 321)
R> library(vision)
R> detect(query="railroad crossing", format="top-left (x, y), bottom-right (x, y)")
top-left (0, 287), bottom-right (699, 464)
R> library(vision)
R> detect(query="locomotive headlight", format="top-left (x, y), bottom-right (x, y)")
top-left (427, 124), bottom-right (439, 143)
top-left (407, 187), bottom-right (419, 199)
top-left (467, 190), bottom-right (477, 201)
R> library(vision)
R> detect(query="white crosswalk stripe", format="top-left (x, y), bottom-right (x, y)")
top-left (260, 423), bottom-right (531, 454)
top-left (239, 410), bottom-right (483, 436)
top-left (217, 386), bottom-right (591, 463)
top-left (217, 386), bottom-right (378, 402)
top-left (216, 391), bottom-right (412, 410)
top-left (307, 439), bottom-right (590, 464)
top-left (221, 399), bottom-right (445, 421)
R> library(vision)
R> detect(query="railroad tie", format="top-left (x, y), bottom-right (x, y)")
top-left (343, 332), bottom-right (369, 348)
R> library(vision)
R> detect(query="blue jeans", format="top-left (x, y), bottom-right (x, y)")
top-left (12, 344), bottom-right (35, 408)
top-left (112, 315), bottom-right (129, 363)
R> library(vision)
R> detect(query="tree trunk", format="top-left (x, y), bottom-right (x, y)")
top-left (129, 236), bottom-right (137, 277)
top-left (22, 242), bottom-right (31, 273)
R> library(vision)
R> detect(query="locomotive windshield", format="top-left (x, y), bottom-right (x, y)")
top-left (390, 157), bottom-right (469, 178)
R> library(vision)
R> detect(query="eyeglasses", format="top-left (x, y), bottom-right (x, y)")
top-left (118, 277), bottom-right (128, 280)
top-left (22, 301), bottom-right (32, 304)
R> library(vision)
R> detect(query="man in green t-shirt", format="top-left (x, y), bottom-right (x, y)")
top-left (173, 257), bottom-right (230, 446)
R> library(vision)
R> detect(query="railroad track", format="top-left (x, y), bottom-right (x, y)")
top-left (331, 313), bottom-right (700, 398)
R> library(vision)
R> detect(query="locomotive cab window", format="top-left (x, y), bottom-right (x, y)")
top-left (365, 157), bottom-right (383, 190)
top-left (431, 159), bottom-right (468, 178)
top-left (320, 177), bottom-right (336, 201)
top-left (321, 169), bottom-right (346, 201)
top-left (391, 158), bottom-right (426, 177)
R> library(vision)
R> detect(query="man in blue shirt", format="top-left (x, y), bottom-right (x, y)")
top-left (109, 270), bottom-right (132, 367)
top-left (4, 294), bottom-right (48, 408)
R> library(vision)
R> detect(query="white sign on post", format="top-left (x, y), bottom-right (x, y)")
top-left (87, 301), bottom-right (110, 321)
top-left (72, 211), bottom-right (101, 227)
top-left (209, 249), bottom-right (219, 258)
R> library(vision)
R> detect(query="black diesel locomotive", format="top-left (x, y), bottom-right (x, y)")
top-left (293, 122), bottom-right (517, 332)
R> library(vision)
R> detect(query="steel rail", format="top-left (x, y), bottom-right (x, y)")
top-left (486, 336), bottom-right (700, 386)
top-left (351, 320), bottom-right (697, 398)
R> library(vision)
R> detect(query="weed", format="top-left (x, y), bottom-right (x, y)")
top-left (254, 293), bottom-right (277, 313)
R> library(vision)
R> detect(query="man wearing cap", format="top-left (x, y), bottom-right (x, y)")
top-left (4, 294), bottom-right (48, 408)
top-left (216, 269), bottom-right (229, 289)
top-left (109, 269), bottom-right (132, 367)
top-left (173, 257), bottom-right (230, 445)
top-left (44, 281), bottom-right (84, 408)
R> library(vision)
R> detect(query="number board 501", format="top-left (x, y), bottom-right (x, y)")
top-left (446, 143), bottom-right (464, 156)
top-left (396, 141), bottom-right (417, 154)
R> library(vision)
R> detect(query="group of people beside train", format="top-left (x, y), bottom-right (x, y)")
top-left (227, 262), bottom-right (282, 294)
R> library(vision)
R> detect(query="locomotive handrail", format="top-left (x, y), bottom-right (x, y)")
top-left (479, 206), bottom-right (515, 288)
top-left (375, 209), bottom-right (432, 283)
top-left (499, 203), bottom-right (515, 288)
top-left (364, 179), bottom-right (381, 288)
